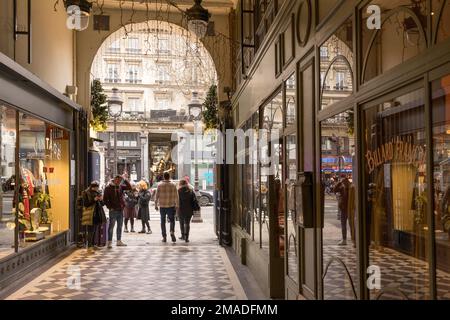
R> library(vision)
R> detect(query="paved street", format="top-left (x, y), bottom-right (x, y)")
top-left (6, 207), bottom-right (249, 300)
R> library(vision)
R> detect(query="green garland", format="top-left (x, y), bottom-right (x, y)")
top-left (202, 85), bottom-right (219, 130)
top-left (90, 79), bottom-right (109, 132)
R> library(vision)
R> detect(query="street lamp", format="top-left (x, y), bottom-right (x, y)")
top-left (107, 88), bottom-right (123, 177)
top-left (188, 92), bottom-right (203, 223)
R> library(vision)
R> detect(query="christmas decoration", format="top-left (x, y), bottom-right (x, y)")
top-left (90, 79), bottom-right (109, 132)
top-left (202, 85), bottom-right (219, 130)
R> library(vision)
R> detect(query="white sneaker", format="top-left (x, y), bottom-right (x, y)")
top-left (338, 240), bottom-right (347, 246)
top-left (116, 240), bottom-right (127, 247)
top-left (107, 241), bottom-right (113, 249)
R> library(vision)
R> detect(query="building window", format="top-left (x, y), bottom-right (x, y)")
top-left (335, 72), bottom-right (346, 90)
top-left (108, 40), bottom-right (121, 53)
top-left (156, 65), bottom-right (170, 83)
top-left (125, 97), bottom-right (142, 113)
top-left (106, 63), bottom-right (120, 83)
top-left (156, 98), bottom-right (169, 110)
top-left (126, 64), bottom-right (141, 83)
top-left (126, 37), bottom-right (140, 53)
top-left (157, 39), bottom-right (170, 54)
top-left (320, 46), bottom-right (329, 59)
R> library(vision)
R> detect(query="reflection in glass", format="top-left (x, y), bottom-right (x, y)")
top-left (364, 89), bottom-right (431, 300)
top-left (0, 106), bottom-right (16, 259)
top-left (286, 73), bottom-right (296, 127)
top-left (434, 0), bottom-right (450, 44)
top-left (321, 111), bottom-right (357, 300)
top-left (286, 135), bottom-right (298, 282)
top-left (261, 92), bottom-right (283, 252)
top-left (361, 0), bottom-right (427, 83)
top-left (252, 112), bottom-right (261, 247)
top-left (432, 75), bottom-right (450, 300)
top-left (320, 19), bottom-right (354, 110)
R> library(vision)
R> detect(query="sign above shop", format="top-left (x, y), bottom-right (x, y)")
top-left (365, 136), bottom-right (426, 174)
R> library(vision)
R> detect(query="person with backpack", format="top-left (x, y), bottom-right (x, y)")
top-left (177, 179), bottom-right (199, 243)
top-left (81, 181), bottom-right (107, 254)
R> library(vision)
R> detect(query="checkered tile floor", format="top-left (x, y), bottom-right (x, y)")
top-left (322, 244), bottom-right (450, 300)
top-left (6, 209), bottom-right (247, 301)
top-left (7, 244), bottom-right (245, 300)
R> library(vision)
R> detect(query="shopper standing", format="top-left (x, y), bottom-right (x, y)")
top-left (103, 175), bottom-right (131, 248)
top-left (155, 172), bottom-right (179, 243)
top-left (123, 186), bottom-right (138, 233)
top-left (177, 179), bottom-right (199, 243)
top-left (137, 180), bottom-right (152, 234)
top-left (81, 181), bottom-right (106, 254)
top-left (333, 173), bottom-right (351, 246)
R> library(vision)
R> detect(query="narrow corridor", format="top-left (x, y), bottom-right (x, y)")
top-left (6, 208), bottom-right (248, 300)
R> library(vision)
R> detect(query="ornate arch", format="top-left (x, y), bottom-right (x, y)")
top-left (320, 54), bottom-right (354, 106)
top-left (433, 0), bottom-right (450, 44)
top-left (361, 7), bottom-right (427, 83)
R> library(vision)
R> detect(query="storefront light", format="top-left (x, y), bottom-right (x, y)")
top-left (64, 0), bottom-right (92, 31)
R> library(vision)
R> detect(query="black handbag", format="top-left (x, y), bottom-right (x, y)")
top-left (192, 192), bottom-right (201, 212)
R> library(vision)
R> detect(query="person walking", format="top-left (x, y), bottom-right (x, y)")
top-left (137, 180), bottom-right (152, 234)
top-left (177, 179), bottom-right (199, 243)
top-left (155, 172), bottom-right (179, 243)
top-left (123, 186), bottom-right (138, 233)
top-left (103, 175), bottom-right (131, 248)
top-left (81, 181), bottom-right (107, 254)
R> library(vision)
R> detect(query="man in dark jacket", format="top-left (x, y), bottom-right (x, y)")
top-left (177, 179), bottom-right (198, 243)
top-left (333, 174), bottom-right (351, 246)
top-left (103, 175), bottom-right (131, 248)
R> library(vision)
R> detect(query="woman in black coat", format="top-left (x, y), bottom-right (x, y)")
top-left (177, 179), bottom-right (199, 243)
top-left (137, 180), bottom-right (152, 234)
top-left (82, 181), bottom-right (106, 253)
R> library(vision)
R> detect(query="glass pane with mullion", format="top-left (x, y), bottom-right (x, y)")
top-left (431, 74), bottom-right (450, 300)
top-left (286, 134), bottom-right (298, 282)
top-left (321, 110), bottom-right (358, 300)
top-left (0, 105), bottom-right (17, 258)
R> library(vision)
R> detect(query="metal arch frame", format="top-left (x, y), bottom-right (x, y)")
top-left (432, 0), bottom-right (449, 45)
top-left (361, 6), bottom-right (428, 83)
top-left (320, 54), bottom-right (354, 108)
top-left (374, 287), bottom-right (409, 300)
top-left (322, 256), bottom-right (358, 300)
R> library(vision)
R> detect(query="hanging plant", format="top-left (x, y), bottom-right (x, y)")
top-left (202, 85), bottom-right (219, 130)
top-left (90, 79), bottom-right (109, 132)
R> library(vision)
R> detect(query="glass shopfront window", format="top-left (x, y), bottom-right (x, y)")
top-left (361, 1), bottom-right (427, 83)
top-left (0, 105), bottom-right (70, 258)
top-left (18, 113), bottom-right (70, 248)
top-left (0, 106), bottom-right (16, 259)
top-left (363, 88), bottom-right (430, 300)
top-left (321, 111), bottom-right (358, 300)
top-left (432, 74), bottom-right (450, 300)
top-left (252, 112), bottom-right (261, 247)
top-left (286, 134), bottom-right (298, 281)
